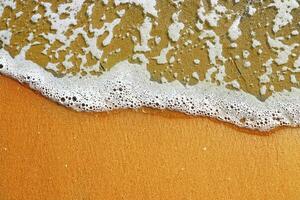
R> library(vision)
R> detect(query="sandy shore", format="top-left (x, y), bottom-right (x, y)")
top-left (0, 75), bottom-right (300, 199)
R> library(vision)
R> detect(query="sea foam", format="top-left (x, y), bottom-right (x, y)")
top-left (1, 49), bottom-right (300, 131)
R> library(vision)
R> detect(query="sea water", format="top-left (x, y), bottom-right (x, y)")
top-left (0, 0), bottom-right (300, 131)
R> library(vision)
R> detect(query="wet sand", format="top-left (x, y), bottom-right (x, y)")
top-left (1, 75), bottom-right (300, 200)
top-left (2, 0), bottom-right (300, 100)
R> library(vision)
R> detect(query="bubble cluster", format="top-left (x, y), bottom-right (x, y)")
top-left (1, 50), bottom-right (300, 131)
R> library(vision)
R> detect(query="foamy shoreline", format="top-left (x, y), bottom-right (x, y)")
top-left (1, 49), bottom-right (300, 131)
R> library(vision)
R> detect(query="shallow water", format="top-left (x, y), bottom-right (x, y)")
top-left (0, 0), bottom-right (300, 131)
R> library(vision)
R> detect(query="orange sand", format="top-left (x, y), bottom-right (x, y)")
top-left (0, 75), bottom-right (300, 199)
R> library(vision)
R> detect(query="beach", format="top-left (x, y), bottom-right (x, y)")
top-left (1, 75), bottom-right (300, 199)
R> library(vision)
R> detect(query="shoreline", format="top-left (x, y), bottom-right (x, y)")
top-left (1, 49), bottom-right (300, 131)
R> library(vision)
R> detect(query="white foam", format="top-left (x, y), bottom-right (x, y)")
top-left (168, 11), bottom-right (184, 42)
top-left (247, 5), bottom-right (256, 16)
top-left (0, 29), bottom-right (12, 45)
top-left (228, 16), bottom-right (242, 41)
top-left (31, 13), bottom-right (41, 23)
top-left (267, 34), bottom-right (299, 65)
top-left (1, 48), bottom-right (300, 131)
top-left (269, 0), bottom-right (299, 33)
top-left (153, 43), bottom-right (174, 64)
top-left (134, 16), bottom-right (153, 52)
